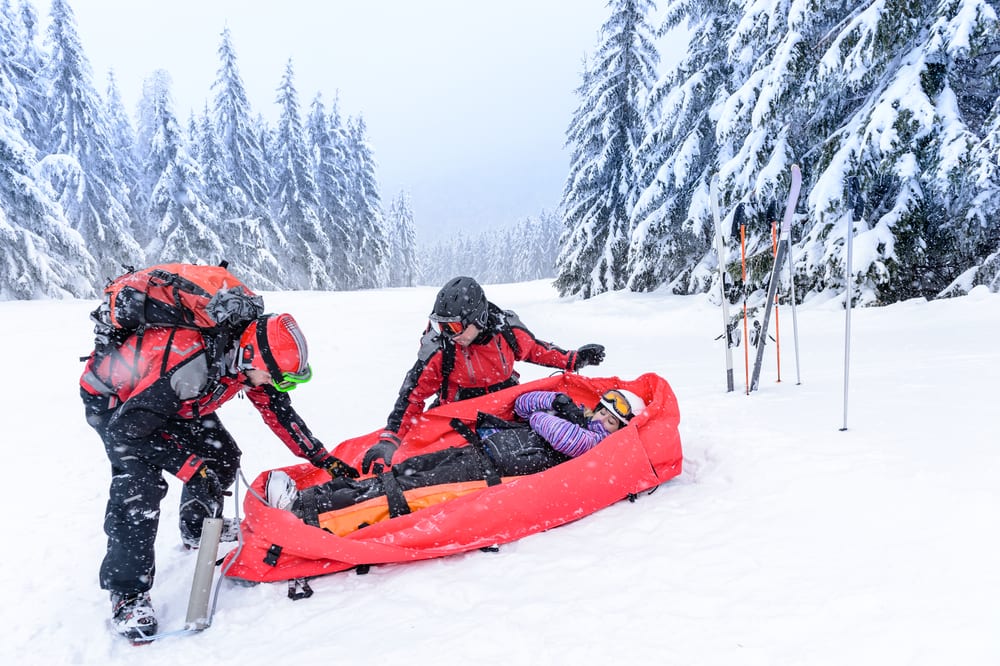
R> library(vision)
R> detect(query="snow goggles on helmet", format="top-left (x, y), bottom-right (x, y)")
top-left (271, 365), bottom-right (313, 392)
top-left (598, 390), bottom-right (634, 423)
top-left (429, 316), bottom-right (465, 337)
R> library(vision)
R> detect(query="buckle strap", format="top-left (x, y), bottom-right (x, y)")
top-left (449, 418), bottom-right (501, 486)
top-left (264, 544), bottom-right (282, 567)
top-left (378, 472), bottom-right (412, 518)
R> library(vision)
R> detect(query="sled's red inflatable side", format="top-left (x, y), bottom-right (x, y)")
top-left (224, 372), bottom-right (682, 583)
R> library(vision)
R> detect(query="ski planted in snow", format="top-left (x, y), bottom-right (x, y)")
top-left (710, 174), bottom-right (735, 392)
top-left (750, 164), bottom-right (802, 392)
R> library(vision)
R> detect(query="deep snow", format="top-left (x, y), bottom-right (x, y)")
top-left (1, 280), bottom-right (997, 665)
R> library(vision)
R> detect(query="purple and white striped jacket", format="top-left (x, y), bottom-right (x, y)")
top-left (513, 390), bottom-right (612, 458)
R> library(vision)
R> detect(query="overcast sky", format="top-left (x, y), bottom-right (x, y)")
top-left (44, 1), bottom-right (686, 243)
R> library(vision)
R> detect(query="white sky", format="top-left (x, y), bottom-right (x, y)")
top-left (39, 0), bottom-right (687, 242)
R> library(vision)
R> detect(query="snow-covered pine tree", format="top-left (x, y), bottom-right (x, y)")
top-left (211, 27), bottom-right (286, 288)
top-left (523, 210), bottom-right (561, 279)
top-left (104, 70), bottom-right (145, 232)
top-left (629, 0), bottom-right (742, 295)
top-left (344, 115), bottom-right (389, 289)
top-left (272, 59), bottom-right (332, 290)
top-left (3, 0), bottom-right (45, 150)
top-left (307, 93), bottom-right (357, 289)
top-left (196, 104), bottom-right (234, 219)
top-left (805, 0), bottom-right (1000, 304)
top-left (37, 0), bottom-right (142, 286)
top-left (386, 190), bottom-right (418, 287)
top-left (931, 1), bottom-right (1000, 294)
top-left (631, 0), bottom-right (999, 304)
top-left (555, 0), bottom-right (660, 299)
top-left (0, 33), bottom-right (97, 298)
top-left (135, 69), bottom-right (223, 264)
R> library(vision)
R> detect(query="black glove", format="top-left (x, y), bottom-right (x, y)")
top-left (315, 453), bottom-right (359, 479)
top-left (551, 393), bottom-right (588, 426)
top-left (574, 344), bottom-right (605, 370)
top-left (362, 431), bottom-right (401, 474)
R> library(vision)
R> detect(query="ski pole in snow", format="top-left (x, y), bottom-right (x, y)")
top-left (750, 165), bottom-right (801, 391)
top-left (736, 204), bottom-right (750, 395)
top-left (786, 197), bottom-right (802, 385)
top-left (710, 175), bottom-right (735, 392)
top-left (771, 220), bottom-right (782, 382)
top-left (841, 177), bottom-right (863, 431)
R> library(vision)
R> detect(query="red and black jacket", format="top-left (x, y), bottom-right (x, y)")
top-left (80, 327), bottom-right (332, 479)
top-left (385, 304), bottom-right (578, 438)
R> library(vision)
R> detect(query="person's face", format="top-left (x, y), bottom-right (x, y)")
top-left (451, 323), bottom-right (480, 347)
top-left (591, 406), bottom-right (623, 433)
top-left (244, 368), bottom-right (272, 387)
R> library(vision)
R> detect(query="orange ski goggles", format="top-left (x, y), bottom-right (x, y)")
top-left (598, 390), bottom-right (634, 423)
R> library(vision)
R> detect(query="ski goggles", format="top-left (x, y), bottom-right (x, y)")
top-left (271, 365), bottom-right (313, 392)
top-left (430, 317), bottom-right (465, 337)
top-left (598, 390), bottom-right (634, 423)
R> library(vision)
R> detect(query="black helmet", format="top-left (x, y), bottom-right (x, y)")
top-left (430, 276), bottom-right (489, 331)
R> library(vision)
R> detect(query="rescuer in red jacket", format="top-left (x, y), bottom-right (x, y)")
top-left (362, 276), bottom-right (606, 474)
top-left (80, 313), bottom-right (356, 642)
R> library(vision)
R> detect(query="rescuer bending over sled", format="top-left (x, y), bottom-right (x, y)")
top-left (361, 276), bottom-right (607, 476)
top-left (81, 311), bottom-right (357, 643)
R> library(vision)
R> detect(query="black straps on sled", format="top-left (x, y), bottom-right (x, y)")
top-left (378, 472), bottom-right (412, 518)
top-left (449, 418), bottom-right (502, 487)
top-left (264, 544), bottom-right (282, 567)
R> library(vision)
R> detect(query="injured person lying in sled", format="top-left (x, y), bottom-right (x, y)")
top-left (263, 388), bottom-right (647, 532)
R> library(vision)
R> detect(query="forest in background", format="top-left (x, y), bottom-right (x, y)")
top-left (1, 0), bottom-right (997, 304)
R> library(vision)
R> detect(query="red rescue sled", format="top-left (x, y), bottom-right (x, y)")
top-left (224, 372), bottom-right (682, 582)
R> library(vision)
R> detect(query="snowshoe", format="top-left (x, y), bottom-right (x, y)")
top-left (110, 591), bottom-right (157, 644)
top-left (182, 517), bottom-right (240, 550)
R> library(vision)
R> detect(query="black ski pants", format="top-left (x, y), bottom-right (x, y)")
top-left (84, 393), bottom-right (241, 595)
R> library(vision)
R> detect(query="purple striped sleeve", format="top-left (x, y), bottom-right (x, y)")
top-left (514, 391), bottom-right (556, 419)
top-left (527, 411), bottom-right (606, 457)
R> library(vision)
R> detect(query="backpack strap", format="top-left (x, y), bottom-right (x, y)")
top-left (499, 322), bottom-right (520, 358)
top-left (493, 307), bottom-right (522, 357)
top-left (439, 339), bottom-right (456, 402)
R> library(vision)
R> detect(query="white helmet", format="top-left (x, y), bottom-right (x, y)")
top-left (597, 389), bottom-right (646, 423)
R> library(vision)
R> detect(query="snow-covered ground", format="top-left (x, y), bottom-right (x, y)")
top-left (2, 280), bottom-right (997, 665)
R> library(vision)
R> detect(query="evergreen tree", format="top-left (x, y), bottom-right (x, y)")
top-left (272, 59), bottom-right (331, 289)
top-left (211, 28), bottom-right (286, 288)
top-left (555, 0), bottom-right (660, 298)
top-left (628, 0), bottom-right (741, 294)
top-left (800, 0), bottom-right (1000, 303)
top-left (135, 69), bottom-right (223, 264)
top-left (39, 0), bottom-right (142, 285)
top-left (386, 190), bottom-right (418, 287)
top-left (0, 36), bottom-right (97, 298)
top-left (634, 0), bottom-right (1000, 304)
top-left (344, 115), bottom-right (389, 289)
top-left (307, 93), bottom-right (356, 289)
top-left (4, 0), bottom-right (45, 149)
top-left (104, 70), bottom-right (144, 231)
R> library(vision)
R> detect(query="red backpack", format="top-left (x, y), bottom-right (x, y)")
top-left (89, 263), bottom-right (264, 365)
